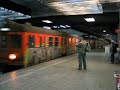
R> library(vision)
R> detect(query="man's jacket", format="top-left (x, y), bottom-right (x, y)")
top-left (76, 40), bottom-right (91, 54)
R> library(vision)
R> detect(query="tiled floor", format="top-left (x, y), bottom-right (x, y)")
top-left (0, 49), bottom-right (119, 90)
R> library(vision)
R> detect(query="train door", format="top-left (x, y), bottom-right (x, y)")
top-left (0, 32), bottom-right (8, 64)
top-left (55, 37), bottom-right (58, 46)
top-left (28, 35), bottom-right (35, 48)
top-left (72, 38), bottom-right (76, 53)
top-left (49, 37), bottom-right (53, 47)
top-left (61, 37), bottom-right (67, 55)
top-left (40, 36), bottom-right (42, 47)
top-left (67, 37), bottom-right (72, 55)
top-left (43, 37), bottom-right (46, 47)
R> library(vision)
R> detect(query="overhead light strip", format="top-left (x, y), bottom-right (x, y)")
top-left (0, 28), bottom-right (10, 31)
top-left (103, 30), bottom-right (106, 32)
top-left (42, 20), bottom-right (53, 23)
top-left (84, 17), bottom-right (95, 22)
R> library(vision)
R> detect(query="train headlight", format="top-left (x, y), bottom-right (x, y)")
top-left (9, 54), bottom-right (16, 60)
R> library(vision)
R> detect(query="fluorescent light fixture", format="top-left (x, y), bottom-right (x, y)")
top-left (43, 26), bottom-right (51, 29)
top-left (106, 34), bottom-right (109, 35)
top-left (84, 18), bottom-right (95, 22)
top-left (53, 26), bottom-right (57, 28)
top-left (11, 10), bottom-right (15, 13)
top-left (60, 25), bottom-right (66, 28)
top-left (103, 30), bottom-right (106, 32)
top-left (42, 20), bottom-right (53, 23)
top-left (66, 25), bottom-right (71, 27)
top-left (0, 28), bottom-right (10, 31)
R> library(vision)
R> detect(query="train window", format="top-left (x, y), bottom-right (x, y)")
top-left (61, 38), bottom-right (67, 46)
top-left (1, 33), bottom-right (7, 48)
top-left (49, 37), bottom-right (53, 46)
top-left (72, 38), bottom-right (74, 43)
top-left (69, 38), bottom-right (71, 43)
top-left (10, 35), bottom-right (21, 48)
top-left (55, 37), bottom-right (58, 46)
top-left (28, 35), bottom-right (35, 48)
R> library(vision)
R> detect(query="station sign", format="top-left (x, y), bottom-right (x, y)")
top-left (115, 29), bottom-right (120, 33)
top-left (114, 71), bottom-right (120, 90)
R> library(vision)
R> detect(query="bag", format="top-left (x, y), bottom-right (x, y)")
top-left (78, 48), bottom-right (86, 54)
top-left (85, 43), bottom-right (91, 52)
top-left (76, 44), bottom-right (86, 54)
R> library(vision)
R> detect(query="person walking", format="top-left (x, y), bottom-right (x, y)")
top-left (110, 41), bottom-right (118, 63)
top-left (76, 37), bottom-right (91, 70)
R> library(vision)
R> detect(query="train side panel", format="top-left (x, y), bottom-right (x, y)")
top-left (0, 20), bottom-right (80, 67)
top-left (22, 32), bottom-right (67, 67)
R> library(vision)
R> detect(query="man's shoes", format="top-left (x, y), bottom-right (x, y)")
top-left (77, 68), bottom-right (82, 70)
top-left (84, 67), bottom-right (86, 70)
top-left (109, 62), bottom-right (111, 64)
top-left (109, 62), bottom-right (114, 64)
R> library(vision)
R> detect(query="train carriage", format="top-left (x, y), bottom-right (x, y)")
top-left (0, 20), bottom-right (80, 67)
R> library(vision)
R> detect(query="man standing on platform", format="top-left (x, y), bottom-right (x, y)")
top-left (76, 37), bottom-right (91, 70)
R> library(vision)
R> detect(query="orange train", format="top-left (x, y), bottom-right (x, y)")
top-left (0, 20), bottom-right (80, 67)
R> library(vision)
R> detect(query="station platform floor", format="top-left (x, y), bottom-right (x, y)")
top-left (0, 49), bottom-right (120, 90)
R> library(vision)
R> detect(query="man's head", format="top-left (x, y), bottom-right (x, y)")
top-left (79, 37), bottom-right (83, 42)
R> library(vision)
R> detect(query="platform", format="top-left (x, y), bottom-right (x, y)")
top-left (0, 49), bottom-right (120, 90)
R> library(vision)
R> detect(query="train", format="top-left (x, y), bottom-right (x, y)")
top-left (0, 20), bottom-right (80, 67)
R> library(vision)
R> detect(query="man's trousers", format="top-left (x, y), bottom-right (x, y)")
top-left (78, 54), bottom-right (86, 69)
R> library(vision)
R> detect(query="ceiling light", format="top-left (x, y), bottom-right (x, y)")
top-left (0, 7), bottom-right (4, 10)
top-left (66, 25), bottom-right (71, 27)
top-left (53, 26), bottom-right (57, 28)
top-left (11, 10), bottom-right (15, 13)
top-left (60, 25), bottom-right (66, 28)
top-left (103, 30), bottom-right (106, 32)
top-left (84, 18), bottom-right (95, 22)
top-left (43, 26), bottom-right (51, 29)
top-left (106, 34), bottom-right (109, 35)
top-left (42, 20), bottom-right (53, 23)
top-left (0, 28), bottom-right (10, 31)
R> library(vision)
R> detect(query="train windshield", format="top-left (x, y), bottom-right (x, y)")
top-left (0, 33), bottom-right (7, 48)
top-left (0, 33), bottom-right (22, 48)
top-left (9, 35), bottom-right (22, 48)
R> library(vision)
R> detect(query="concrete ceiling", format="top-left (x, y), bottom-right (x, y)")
top-left (9, 0), bottom-right (120, 17)
top-left (15, 12), bottom-right (118, 38)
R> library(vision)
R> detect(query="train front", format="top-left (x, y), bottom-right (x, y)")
top-left (0, 31), bottom-right (23, 66)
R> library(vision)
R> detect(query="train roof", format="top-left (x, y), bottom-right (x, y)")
top-left (7, 20), bottom-right (79, 38)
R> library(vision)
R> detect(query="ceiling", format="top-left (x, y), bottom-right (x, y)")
top-left (15, 12), bottom-right (118, 37)
top-left (9, 0), bottom-right (120, 17)
top-left (0, 0), bottom-right (120, 38)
